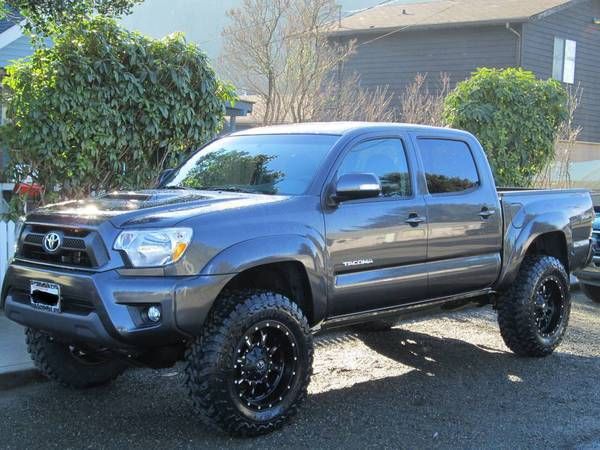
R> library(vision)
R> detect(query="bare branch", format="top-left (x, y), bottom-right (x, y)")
top-left (400, 73), bottom-right (450, 126)
top-left (221, 0), bottom-right (393, 125)
top-left (533, 84), bottom-right (583, 189)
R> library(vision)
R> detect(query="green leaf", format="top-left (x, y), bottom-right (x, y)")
top-left (443, 68), bottom-right (567, 187)
top-left (0, 15), bottom-right (234, 207)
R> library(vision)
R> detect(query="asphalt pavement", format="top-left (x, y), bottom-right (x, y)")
top-left (1, 293), bottom-right (599, 449)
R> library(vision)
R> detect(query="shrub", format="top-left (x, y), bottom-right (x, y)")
top-left (1, 0), bottom-right (143, 34)
top-left (443, 67), bottom-right (567, 187)
top-left (1, 16), bottom-right (234, 206)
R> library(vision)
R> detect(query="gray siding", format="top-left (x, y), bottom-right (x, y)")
top-left (522, 0), bottom-right (600, 142)
top-left (339, 25), bottom-right (520, 112)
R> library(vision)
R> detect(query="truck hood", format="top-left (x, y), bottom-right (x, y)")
top-left (27, 189), bottom-right (287, 228)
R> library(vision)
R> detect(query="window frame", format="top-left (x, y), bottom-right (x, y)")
top-left (416, 137), bottom-right (482, 197)
top-left (330, 136), bottom-right (415, 204)
top-left (552, 37), bottom-right (577, 84)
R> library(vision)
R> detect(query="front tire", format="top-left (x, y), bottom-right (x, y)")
top-left (497, 255), bottom-right (570, 357)
top-left (580, 283), bottom-right (600, 303)
top-left (184, 291), bottom-right (313, 437)
top-left (25, 328), bottom-right (127, 388)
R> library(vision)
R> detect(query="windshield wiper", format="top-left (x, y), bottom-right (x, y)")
top-left (203, 185), bottom-right (260, 194)
top-left (159, 185), bottom-right (195, 191)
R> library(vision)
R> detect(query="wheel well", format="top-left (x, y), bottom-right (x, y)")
top-left (220, 261), bottom-right (315, 325)
top-left (526, 231), bottom-right (569, 271)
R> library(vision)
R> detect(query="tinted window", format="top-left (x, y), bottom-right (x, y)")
top-left (163, 134), bottom-right (339, 195)
top-left (338, 138), bottom-right (411, 197)
top-left (417, 139), bottom-right (480, 194)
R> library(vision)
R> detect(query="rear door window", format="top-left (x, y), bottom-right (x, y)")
top-left (417, 139), bottom-right (480, 194)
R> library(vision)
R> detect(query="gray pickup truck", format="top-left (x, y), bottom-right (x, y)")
top-left (1, 123), bottom-right (593, 436)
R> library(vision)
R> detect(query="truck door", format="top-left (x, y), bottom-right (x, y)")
top-left (324, 136), bottom-right (428, 317)
top-left (413, 136), bottom-right (502, 298)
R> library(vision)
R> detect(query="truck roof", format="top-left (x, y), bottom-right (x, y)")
top-left (231, 122), bottom-right (466, 137)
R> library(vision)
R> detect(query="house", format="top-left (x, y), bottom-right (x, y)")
top-left (330, 0), bottom-right (600, 184)
top-left (0, 18), bottom-right (30, 69)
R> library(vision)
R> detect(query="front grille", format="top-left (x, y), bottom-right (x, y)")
top-left (24, 233), bottom-right (86, 250)
top-left (20, 245), bottom-right (92, 267)
top-left (17, 224), bottom-right (108, 269)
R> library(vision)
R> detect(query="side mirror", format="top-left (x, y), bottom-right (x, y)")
top-left (156, 168), bottom-right (176, 187)
top-left (333, 173), bottom-right (381, 203)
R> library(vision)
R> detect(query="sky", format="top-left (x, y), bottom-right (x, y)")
top-left (120, 0), bottom-right (429, 61)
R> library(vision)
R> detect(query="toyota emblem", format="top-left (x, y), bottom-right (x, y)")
top-left (43, 232), bottom-right (62, 253)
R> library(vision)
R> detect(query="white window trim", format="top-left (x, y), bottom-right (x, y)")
top-left (552, 37), bottom-right (577, 84)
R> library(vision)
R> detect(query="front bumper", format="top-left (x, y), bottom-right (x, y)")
top-left (1, 262), bottom-right (232, 349)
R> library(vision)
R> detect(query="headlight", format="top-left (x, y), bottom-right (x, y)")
top-left (114, 228), bottom-right (193, 267)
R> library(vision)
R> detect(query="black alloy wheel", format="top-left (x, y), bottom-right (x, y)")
top-left (533, 276), bottom-right (566, 338)
top-left (185, 291), bottom-right (313, 436)
top-left (497, 255), bottom-right (571, 357)
top-left (233, 320), bottom-right (299, 412)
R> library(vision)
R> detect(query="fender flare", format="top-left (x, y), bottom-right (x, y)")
top-left (497, 211), bottom-right (571, 290)
top-left (200, 235), bottom-right (328, 323)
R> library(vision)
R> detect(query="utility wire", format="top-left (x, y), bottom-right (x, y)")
top-left (356, 1), bottom-right (458, 47)
top-left (207, 1), bottom-right (457, 53)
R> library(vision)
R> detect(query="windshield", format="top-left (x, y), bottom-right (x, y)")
top-left (162, 134), bottom-right (339, 195)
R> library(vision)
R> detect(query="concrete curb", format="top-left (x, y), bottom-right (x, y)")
top-left (0, 367), bottom-right (45, 391)
top-left (0, 310), bottom-right (41, 389)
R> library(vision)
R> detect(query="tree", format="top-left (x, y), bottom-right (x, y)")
top-left (400, 73), bottom-right (450, 126)
top-left (0, 0), bottom-right (143, 35)
top-left (1, 16), bottom-right (234, 207)
top-left (221, 0), bottom-right (396, 124)
top-left (443, 68), bottom-right (568, 187)
top-left (533, 85), bottom-right (583, 188)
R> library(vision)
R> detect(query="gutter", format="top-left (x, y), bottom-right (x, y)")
top-left (505, 22), bottom-right (523, 67)
top-left (328, 17), bottom-right (531, 37)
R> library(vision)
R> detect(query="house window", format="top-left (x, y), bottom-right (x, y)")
top-left (552, 37), bottom-right (576, 84)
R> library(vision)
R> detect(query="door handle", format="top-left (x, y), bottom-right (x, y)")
top-left (479, 208), bottom-right (496, 219)
top-left (405, 214), bottom-right (426, 226)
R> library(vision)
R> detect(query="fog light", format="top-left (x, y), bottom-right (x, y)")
top-left (147, 306), bottom-right (161, 323)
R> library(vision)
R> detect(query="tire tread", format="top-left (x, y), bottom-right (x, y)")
top-left (497, 255), bottom-right (570, 357)
top-left (26, 328), bottom-right (126, 388)
top-left (184, 290), bottom-right (313, 437)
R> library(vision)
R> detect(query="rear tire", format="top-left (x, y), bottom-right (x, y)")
top-left (25, 328), bottom-right (127, 388)
top-left (184, 290), bottom-right (313, 437)
top-left (497, 255), bottom-right (570, 357)
top-left (580, 283), bottom-right (600, 303)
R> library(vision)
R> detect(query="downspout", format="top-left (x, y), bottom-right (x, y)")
top-left (506, 22), bottom-right (522, 67)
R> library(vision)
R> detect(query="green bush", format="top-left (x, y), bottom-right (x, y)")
top-left (1, 0), bottom-right (143, 35)
top-left (443, 68), bottom-right (567, 187)
top-left (1, 16), bottom-right (234, 206)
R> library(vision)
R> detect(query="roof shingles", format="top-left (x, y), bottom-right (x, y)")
top-left (334, 0), bottom-right (574, 33)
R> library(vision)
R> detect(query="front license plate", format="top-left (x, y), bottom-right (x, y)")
top-left (30, 280), bottom-right (61, 313)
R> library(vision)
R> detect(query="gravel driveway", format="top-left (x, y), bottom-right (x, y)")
top-left (1, 293), bottom-right (599, 449)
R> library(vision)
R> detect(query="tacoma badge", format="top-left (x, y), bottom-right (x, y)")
top-left (342, 258), bottom-right (374, 267)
